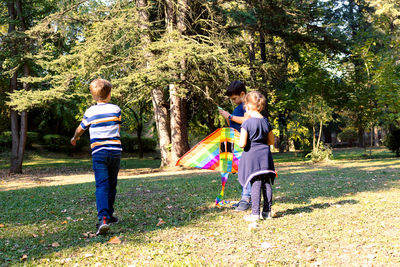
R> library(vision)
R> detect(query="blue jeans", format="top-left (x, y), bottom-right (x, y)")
top-left (241, 182), bottom-right (252, 200)
top-left (92, 150), bottom-right (121, 220)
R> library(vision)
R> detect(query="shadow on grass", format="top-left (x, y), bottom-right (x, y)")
top-left (274, 199), bottom-right (358, 218)
top-left (0, 156), bottom-right (399, 264)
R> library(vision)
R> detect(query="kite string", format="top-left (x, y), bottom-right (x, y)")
top-left (192, 84), bottom-right (222, 109)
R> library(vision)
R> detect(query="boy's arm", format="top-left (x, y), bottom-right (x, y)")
top-left (219, 109), bottom-right (248, 125)
top-left (70, 125), bottom-right (85, 146)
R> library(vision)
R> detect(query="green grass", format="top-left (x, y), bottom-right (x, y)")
top-left (1, 149), bottom-right (400, 266)
top-left (0, 147), bottom-right (393, 171)
top-left (0, 150), bottom-right (161, 171)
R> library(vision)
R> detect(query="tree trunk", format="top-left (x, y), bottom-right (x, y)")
top-left (248, 32), bottom-right (256, 82)
top-left (137, 0), bottom-right (171, 166)
top-left (152, 89), bottom-right (171, 166)
top-left (8, 0), bottom-right (28, 174)
top-left (373, 126), bottom-right (379, 146)
top-left (259, 31), bottom-right (267, 85)
top-left (170, 0), bottom-right (190, 163)
top-left (358, 127), bottom-right (364, 148)
top-left (164, 0), bottom-right (189, 164)
top-left (312, 125), bottom-right (316, 152)
top-left (316, 120), bottom-right (323, 150)
top-left (278, 114), bottom-right (287, 153)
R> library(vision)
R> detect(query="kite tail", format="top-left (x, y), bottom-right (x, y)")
top-left (216, 173), bottom-right (229, 206)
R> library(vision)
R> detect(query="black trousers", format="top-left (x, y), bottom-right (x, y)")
top-left (250, 175), bottom-right (273, 215)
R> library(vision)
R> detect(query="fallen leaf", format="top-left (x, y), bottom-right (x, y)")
top-left (248, 222), bottom-right (259, 230)
top-left (108, 236), bottom-right (121, 244)
top-left (261, 242), bottom-right (273, 249)
top-left (256, 259), bottom-right (267, 264)
top-left (52, 242), bottom-right (60, 247)
top-left (20, 254), bottom-right (28, 261)
top-left (156, 218), bottom-right (166, 226)
top-left (60, 258), bottom-right (72, 264)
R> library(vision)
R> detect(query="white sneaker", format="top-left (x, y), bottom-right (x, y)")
top-left (243, 214), bottom-right (261, 221)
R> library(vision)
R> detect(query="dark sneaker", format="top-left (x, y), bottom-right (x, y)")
top-left (96, 216), bottom-right (110, 235)
top-left (261, 211), bottom-right (272, 220)
top-left (234, 200), bottom-right (251, 211)
top-left (109, 216), bottom-right (119, 224)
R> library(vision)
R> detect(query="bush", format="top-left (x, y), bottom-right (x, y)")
top-left (120, 132), bottom-right (157, 152)
top-left (0, 131), bottom-right (40, 150)
top-left (26, 132), bottom-right (39, 148)
top-left (337, 128), bottom-right (358, 145)
top-left (43, 134), bottom-right (70, 152)
top-left (306, 143), bottom-right (332, 162)
top-left (43, 134), bottom-right (88, 152)
top-left (386, 128), bottom-right (400, 157)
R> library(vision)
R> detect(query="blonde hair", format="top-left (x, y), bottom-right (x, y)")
top-left (245, 91), bottom-right (266, 112)
top-left (90, 79), bottom-right (112, 101)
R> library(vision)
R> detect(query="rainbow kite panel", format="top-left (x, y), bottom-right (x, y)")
top-left (176, 127), bottom-right (243, 173)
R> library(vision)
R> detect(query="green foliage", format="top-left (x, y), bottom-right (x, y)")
top-left (120, 132), bottom-right (157, 153)
top-left (43, 134), bottom-right (88, 152)
top-left (337, 128), bottom-right (358, 144)
top-left (0, 131), bottom-right (39, 150)
top-left (385, 128), bottom-right (400, 157)
top-left (306, 143), bottom-right (333, 163)
top-left (42, 134), bottom-right (69, 152)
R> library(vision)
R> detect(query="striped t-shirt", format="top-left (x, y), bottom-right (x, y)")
top-left (80, 103), bottom-right (122, 155)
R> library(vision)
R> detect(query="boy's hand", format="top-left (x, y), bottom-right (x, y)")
top-left (218, 109), bottom-right (230, 119)
top-left (70, 137), bottom-right (79, 146)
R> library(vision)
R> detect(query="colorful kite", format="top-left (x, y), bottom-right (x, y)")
top-left (176, 127), bottom-right (243, 206)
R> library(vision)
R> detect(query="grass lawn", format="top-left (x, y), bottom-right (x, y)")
top-left (0, 148), bottom-right (399, 266)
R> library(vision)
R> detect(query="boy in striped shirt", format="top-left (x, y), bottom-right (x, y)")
top-left (71, 79), bottom-right (122, 235)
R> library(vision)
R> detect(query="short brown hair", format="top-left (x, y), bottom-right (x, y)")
top-left (245, 91), bottom-right (266, 112)
top-left (89, 79), bottom-right (112, 101)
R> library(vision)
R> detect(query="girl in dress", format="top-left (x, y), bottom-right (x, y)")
top-left (238, 91), bottom-right (276, 221)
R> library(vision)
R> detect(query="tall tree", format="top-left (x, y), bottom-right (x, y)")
top-left (170, 0), bottom-right (190, 163)
top-left (137, 0), bottom-right (172, 166)
top-left (7, 0), bottom-right (29, 173)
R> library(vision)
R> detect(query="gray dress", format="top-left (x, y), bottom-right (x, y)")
top-left (238, 117), bottom-right (276, 187)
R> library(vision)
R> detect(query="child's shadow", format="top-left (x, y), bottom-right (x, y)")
top-left (274, 199), bottom-right (358, 218)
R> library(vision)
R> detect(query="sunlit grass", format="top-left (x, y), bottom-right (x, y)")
top-left (0, 151), bottom-right (161, 170)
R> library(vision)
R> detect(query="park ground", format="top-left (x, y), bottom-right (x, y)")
top-left (0, 148), bottom-right (399, 266)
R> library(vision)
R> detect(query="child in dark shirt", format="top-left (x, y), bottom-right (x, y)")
top-left (218, 81), bottom-right (251, 211)
top-left (238, 91), bottom-right (276, 221)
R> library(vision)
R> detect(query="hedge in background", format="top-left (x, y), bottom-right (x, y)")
top-left (0, 131), bottom-right (39, 150)
top-left (120, 132), bottom-right (156, 152)
top-left (386, 128), bottom-right (400, 157)
top-left (43, 134), bottom-right (88, 152)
